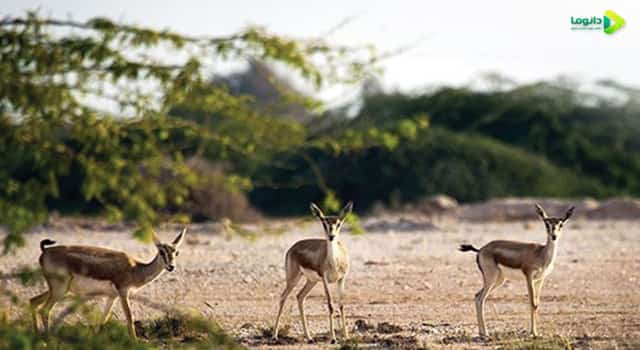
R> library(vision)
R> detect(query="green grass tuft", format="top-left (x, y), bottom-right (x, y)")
top-left (0, 311), bottom-right (245, 350)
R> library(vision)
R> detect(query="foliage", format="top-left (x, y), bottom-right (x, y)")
top-left (135, 313), bottom-right (245, 349)
top-left (0, 311), bottom-right (245, 350)
top-left (250, 125), bottom-right (612, 214)
top-left (209, 60), bottom-right (319, 124)
top-left (353, 81), bottom-right (640, 196)
top-left (181, 158), bottom-right (260, 222)
top-left (0, 12), bottom-right (377, 251)
top-left (3, 11), bottom-right (640, 251)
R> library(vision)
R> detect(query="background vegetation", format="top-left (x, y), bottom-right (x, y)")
top-left (2, 13), bottom-right (640, 252)
top-left (0, 12), bottom-right (376, 251)
top-left (253, 78), bottom-right (640, 214)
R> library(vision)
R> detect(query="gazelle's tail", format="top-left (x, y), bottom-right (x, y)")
top-left (459, 244), bottom-right (479, 253)
top-left (40, 239), bottom-right (56, 252)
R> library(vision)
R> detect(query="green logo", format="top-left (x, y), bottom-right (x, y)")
top-left (571, 10), bottom-right (625, 34)
top-left (604, 10), bottom-right (625, 34)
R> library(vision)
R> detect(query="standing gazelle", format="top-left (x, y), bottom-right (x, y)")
top-left (30, 228), bottom-right (187, 338)
top-left (273, 202), bottom-right (353, 344)
top-left (460, 204), bottom-right (574, 337)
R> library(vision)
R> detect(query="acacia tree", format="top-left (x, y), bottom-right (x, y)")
top-left (0, 12), bottom-right (377, 252)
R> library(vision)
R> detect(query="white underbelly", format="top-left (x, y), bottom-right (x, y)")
top-left (69, 274), bottom-right (118, 297)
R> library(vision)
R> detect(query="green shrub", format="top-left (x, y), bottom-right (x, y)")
top-left (354, 84), bottom-right (640, 196)
top-left (251, 127), bottom-right (613, 214)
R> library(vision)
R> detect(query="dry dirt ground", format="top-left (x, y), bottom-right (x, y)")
top-left (1, 217), bottom-right (639, 349)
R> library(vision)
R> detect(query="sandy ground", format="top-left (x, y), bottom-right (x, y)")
top-left (1, 217), bottom-right (639, 349)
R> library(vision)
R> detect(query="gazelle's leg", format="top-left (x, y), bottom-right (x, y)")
top-left (321, 274), bottom-right (336, 344)
top-left (296, 279), bottom-right (318, 342)
top-left (337, 277), bottom-right (349, 339)
top-left (41, 273), bottom-right (71, 332)
top-left (118, 289), bottom-right (136, 338)
top-left (101, 296), bottom-right (118, 326)
top-left (489, 269), bottom-right (505, 293)
top-left (30, 291), bottom-right (49, 331)
top-left (273, 260), bottom-right (302, 340)
top-left (525, 271), bottom-right (538, 336)
top-left (533, 278), bottom-right (545, 307)
top-left (474, 255), bottom-right (500, 337)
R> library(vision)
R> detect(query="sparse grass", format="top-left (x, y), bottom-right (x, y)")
top-left (0, 311), bottom-right (245, 350)
top-left (376, 321), bottom-right (403, 334)
top-left (440, 330), bottom-right (474, 344)
top-left (494, 334), bottom-right (573, 350)
top-left (338, 335), bottom-right (425, 350)
top-left (439, 330), bottom-right (574, 350)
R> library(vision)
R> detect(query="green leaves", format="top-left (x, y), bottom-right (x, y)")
top-left (0, 12), bottom-right (376, 251)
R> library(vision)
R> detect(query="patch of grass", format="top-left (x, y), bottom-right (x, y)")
top-left (0, 317), bottom-right (146, 350)
top-left (137, 312), bottom-right (244, 349)
top-left (339, 335), bottom-right (425, 350)
top-left (0, 311), bottom-right (245, 350)
top-left (439, 329), bottom-right (573, 349)
top-left (440, 330), bottom-right (475, 344)
top-left (496, 335), bottom-right (573, 350)
top-left (376, 321), bottom-right (403, 334)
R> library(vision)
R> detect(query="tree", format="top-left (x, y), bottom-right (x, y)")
top-left (0, 12), bottom-right (377, 252)
top-left (210, 59), bottom-right (314, 124)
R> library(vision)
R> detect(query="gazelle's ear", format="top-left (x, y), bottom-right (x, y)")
top-left (310, 203), bottom-right (325, 219)
top-left (339, 201), bottom-right (354, 220)
top-left (535, 204), bottom-right (548, 219)
top-left (172, 227), bottom-right (187, 248)
top-left (151, 231), bottom-right (162, 246)
top-left (563, 206), bottom-right (575, 221)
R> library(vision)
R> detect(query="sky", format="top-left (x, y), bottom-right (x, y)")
top-left (3, 0), bottom-right (640, 101)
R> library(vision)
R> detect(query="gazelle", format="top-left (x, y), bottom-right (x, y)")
top-left (30, 227), bottom-right (187, 338)
top-left (273, 202), bottom-right (353, 344)
top-left (460, 204), bottom-right (574, 337)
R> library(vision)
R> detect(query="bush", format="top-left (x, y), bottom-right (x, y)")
top-left (182, 158), bottom-right (260, 222)
top-left (250, 127), bottom-right (613, 215)
top-left (354, 84), bottom-right (640, 196)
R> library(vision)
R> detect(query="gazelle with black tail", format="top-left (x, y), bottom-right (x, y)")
top-left (30, 228), bottom-right (187, 338)
top-left (459, 204), bottom-right (574, 337)
top-left (273, 202), bottom-right (353, 344)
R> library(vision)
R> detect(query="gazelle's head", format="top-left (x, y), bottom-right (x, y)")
top-left (310, 201), bottom-right (353, 242)
top-left (535, 204), bottom-right (574, 241)
top-left (152, 227), bottom-right (187, 272)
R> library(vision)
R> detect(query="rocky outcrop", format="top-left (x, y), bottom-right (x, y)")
top-left (457, 197), bottom-right (640, 221)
